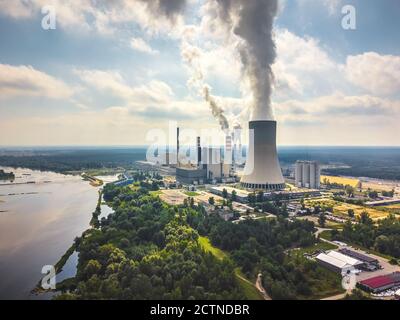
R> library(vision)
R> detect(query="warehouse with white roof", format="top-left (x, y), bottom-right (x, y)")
top-left (316, 250), bottom-right (364, 274)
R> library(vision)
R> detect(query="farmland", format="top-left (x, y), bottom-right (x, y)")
top-left (320, 175), bottom-right (361, 188)
top-left (305, 198), bottom-right (390, 221)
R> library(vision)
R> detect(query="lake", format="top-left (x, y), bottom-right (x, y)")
top-left (0, 167), bottom-right (115, 300)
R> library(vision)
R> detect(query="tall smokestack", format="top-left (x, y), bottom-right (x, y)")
top-left (177, 127), bottom-right (180, 167)
top-left (197, 136), bottom-right (201, 166)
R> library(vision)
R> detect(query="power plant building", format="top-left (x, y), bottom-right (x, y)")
top-left (241, 120), bottom-right (285, 190)
top-left (295, 160), bottom-right (320, 189)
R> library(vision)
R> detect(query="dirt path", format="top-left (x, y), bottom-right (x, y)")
top-left (320, 290), bottom-right (350, 300)
top-left (255, 273), bottom-right (272, 300)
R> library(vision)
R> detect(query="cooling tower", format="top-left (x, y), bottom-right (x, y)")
top-left (241, 120), bottom-right (285, 190)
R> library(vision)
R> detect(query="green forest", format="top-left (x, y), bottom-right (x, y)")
top-left (330, 212), bottom-right (400, 259)
top-left (55, 183), bottom-right (343, 300)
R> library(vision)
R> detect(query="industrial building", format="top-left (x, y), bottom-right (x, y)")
top-left (176, 167), bottom-right (206, 185)
top-left (316, 250), bottom-right (364, 274)
top-left (174, 128), bottom-right (236, 185)
top-left (241, 120), bottom-right (285, 191)
top-left (338, 248), bottom-right (381, 271)
top-left (358, 272), bottom-right (400, 293)
top-left (209, 186), bottom-right (250, 203)
top-left (295, 160), bottom-right (320, 189)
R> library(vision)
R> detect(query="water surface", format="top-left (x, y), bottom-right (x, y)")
top-left (0, 167), bottom-right (102, 299)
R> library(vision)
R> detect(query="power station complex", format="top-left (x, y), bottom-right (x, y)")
top-left (171, 118), bottom-right (287, 191)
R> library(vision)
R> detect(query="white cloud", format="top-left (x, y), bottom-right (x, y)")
top-left (130, 37), bottom-right (159, 55)
top-left (74, 68), bottom-right (214, 121)
top-left (0, 0), bottom-right (35, 18)
top-left (345, 52), bottom-right (400, 96)
top-left (75, 69), bottom-right (173, 105)
top-left (273, 29), bottom-right (340, 99)
top-left (0, 63), bottom-right (73, 99)
top-left (275, 92), bottom-right (400, 126)
top-left (0, 0), bottom-right (186, 36)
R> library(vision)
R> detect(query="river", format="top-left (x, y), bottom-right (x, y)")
top-left (0, 167), bottom-right (116, 300)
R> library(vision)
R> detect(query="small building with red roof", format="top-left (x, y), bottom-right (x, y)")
top-left (358, 272), bottom-right (400, 293)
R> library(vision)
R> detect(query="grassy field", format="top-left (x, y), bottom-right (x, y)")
top-left (305, 198), bottom-right (390, 221)
top-left (321, 175), bottom-right (360, 188)
top-left (198, 236), bottom-right (264, 300)
top-left (198, 236), bottom-right (228, 260)
top-left (149, 190), bottom-right (162, 196)
top-left (379, 204), bottom-right (400, 215)
top-left (291, 241), bottom-right (338, 256)
top-left (362, 181), bottom-right (396, 192)
top-left (184, 191), bottom-right (200, 197)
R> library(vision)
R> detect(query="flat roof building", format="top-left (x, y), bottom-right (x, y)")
top-left (316, 250), bottom-right (364, 274)
top-left (176, 167), bottom-right (206, 185)
top-left (358, 272), bottom-right (400, 293)
top-left (339, 248), bottom-right (380, 266)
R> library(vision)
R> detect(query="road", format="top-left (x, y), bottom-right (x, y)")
top-left (320, 291), bottom-right (349, 300)
top-left (255, 273), bottom-right (272, 300)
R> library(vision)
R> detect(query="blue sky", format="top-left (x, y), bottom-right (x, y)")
top-left (0, 0), bottom-right (399, 146)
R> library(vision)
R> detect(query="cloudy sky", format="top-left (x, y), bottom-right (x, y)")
top-left (0, 0), bottom-right (399, 146)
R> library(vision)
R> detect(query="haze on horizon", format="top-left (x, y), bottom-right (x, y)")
top-left (0, 0), bottom-right (399, 147)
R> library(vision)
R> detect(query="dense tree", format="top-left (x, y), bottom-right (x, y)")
top-left (56, 184), bottom-right (244, 300)
top-left (318, 213), bottom-right (327, 228)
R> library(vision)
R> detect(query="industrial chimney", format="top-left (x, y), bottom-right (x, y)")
top-left (241, 120), bottom-right (285, 190)
top-left (197, 136), bottom-right (201, 166)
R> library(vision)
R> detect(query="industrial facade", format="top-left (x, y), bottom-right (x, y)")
top-left (295, 160), bottom-right (320, 189)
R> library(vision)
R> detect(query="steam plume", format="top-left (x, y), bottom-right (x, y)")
top-left (181, 31), bottom-right (230, 131)
top-left (203, 86), bottom-right (229, 131)
top-left (215, 0), bottom-right (279, 121)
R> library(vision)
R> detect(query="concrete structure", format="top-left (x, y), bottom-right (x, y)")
top-left (176, 167), bottom-right (206, 185)
top-left (241, 120), bottom-right (285, 190)
top-left (209, 186), bottom-right (250, 203)
top-left (365, 198), bottom-right (400, 207)
top-left (316, 250), bottom-right (364, 274)
top-left (295, 160), bottom-right (320, 189)
top-left (202, 147), bottom-right (222, 181)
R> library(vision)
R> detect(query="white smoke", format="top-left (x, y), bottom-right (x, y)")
top-left (214, 0), bottom-right (279, 121)
top-left (181, 27), bottom-right (229, 131)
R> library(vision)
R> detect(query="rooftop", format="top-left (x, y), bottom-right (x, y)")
top-left (316, 253), bottom-right (352, 269)
top-left (360, 275), bottom-right (394, 289)
top-left (327, 250), bottom-right (363, 266)
top-left (339, 248), bottom-right (378, 264)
